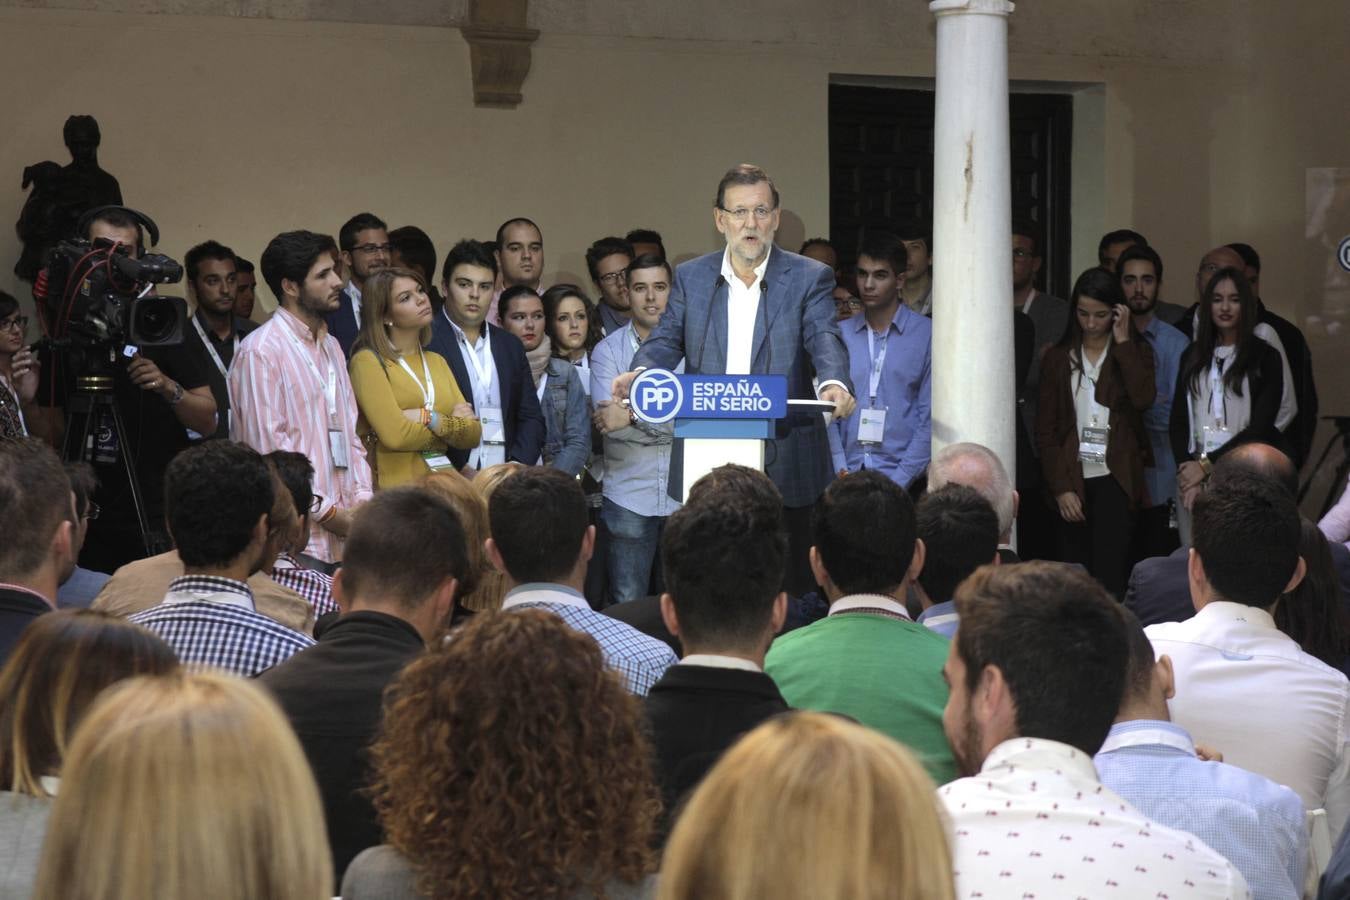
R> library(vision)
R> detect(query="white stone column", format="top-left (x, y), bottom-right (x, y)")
top-left (929, 0), bottom-right (1017, 479)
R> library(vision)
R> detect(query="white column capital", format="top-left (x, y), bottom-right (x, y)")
top-left (928, 0), bottom-right (1015, 16)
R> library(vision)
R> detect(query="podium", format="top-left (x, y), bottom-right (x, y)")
top-left (629, 369), bottom-right (831, 502)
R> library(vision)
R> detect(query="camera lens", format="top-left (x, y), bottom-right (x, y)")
top-left (133, 297), bottom-right (177, 344)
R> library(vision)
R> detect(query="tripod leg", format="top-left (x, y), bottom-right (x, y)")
top-left (105, 397), bottom-right (157, 557)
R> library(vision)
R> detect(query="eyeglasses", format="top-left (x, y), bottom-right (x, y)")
top-left (309, 494), bottom-right (324, 513)
top-left (718, 206), bottom-right (775, 224)
top-left (598, 272), bottom-right (627, 286)
top-left (347, 243), bottom-right (392, 255)
top-left (0, 316), bottom-right (27, 332)
top-left (1011, 249), bottom-right (1034, 260)
top-left (83, 502), bottom-right (101, 521)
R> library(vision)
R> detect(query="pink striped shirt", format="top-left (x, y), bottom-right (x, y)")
top-left (229, 306), bottom-right (372, 563)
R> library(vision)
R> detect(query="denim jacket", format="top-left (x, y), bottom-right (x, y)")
top-left (541, 357), bottom-right (590, 476)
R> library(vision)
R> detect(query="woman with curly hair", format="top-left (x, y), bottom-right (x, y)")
top-left (344, 609), bottom-right (661, 899)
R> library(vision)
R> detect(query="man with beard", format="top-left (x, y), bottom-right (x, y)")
top-left (938, 561), bottom-right (1248, 897)
top-left (185, 241), bottom-right (258, 441)
top-left (230, 230), bottom-right (372, 568)
top-left (327, 213), bottom-right (391, 357)
top-left (1118, 244), bottom-right (1188, 558)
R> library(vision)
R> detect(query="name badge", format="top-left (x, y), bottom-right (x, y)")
top-left (481, 406), bottom-right (506, 445)
top-left (1202, 425), bottom-right (1232, 456)
top-left (421, 450), bottom-right (455, 472)
top-left (329, 428), bottom-right (350, 469)
top-left (858, 407), bottom-right (887, 444)
top-left (479, 444), bottom-right (507, 468)
top-left (1079, 424), bottom-right (1109, 464)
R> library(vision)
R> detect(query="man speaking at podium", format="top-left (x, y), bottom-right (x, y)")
top-left (611, 164), bottom-right (855, 593)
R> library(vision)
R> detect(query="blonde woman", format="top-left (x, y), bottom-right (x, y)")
top-left (660, 712), bottom-right (956, 900)
top-left (33, 672), bottom-right (333, 900)
top-left (452, 461), bottom-right (523, 612)
top-left (351, 267), bottom-right (481, 488)
top-left (416, 469), bottom-right (494, 622)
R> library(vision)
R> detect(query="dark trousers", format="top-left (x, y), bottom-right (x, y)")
top-left (1129, 503), bottom-right (1180, 568)
top-left (1056, 475), bottom-right (1134, 598)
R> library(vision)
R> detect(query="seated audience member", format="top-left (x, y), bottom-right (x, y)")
top-left (232, 256), bottom-right (258, 320)
top-left (55, 462), bottom-right (109, 608)
top-left (585, 236), bottom-right (635, 336)
top-left (345, 611), bottom-right (659, 900)
top-left (0, 439), bottom-right (75, 667)
top-left (416, 470), bottom-right (491, 624)
top-left (486, 466), bottom-right (676, 695)
top-left (387, 225), bottom-right (444, 312)
top-left (1096, 610), bottom-right (1308, 899)
top-left (927, 441), bottom-right (1020, 562)
top-left (265, 451), bottom-right (338, 619)
top-left (764, 470), bottom-right (956, 784)
top-left (129, 442), bottom-right (315, 676)
top-left (625, 227), bottom-right (665, 262)
top-left (913, 485), bottom-right (1000, 638)
top-left (261, 487), bottom-right (468, 881)
top-left (349, 267), bottom-right (481, 488)
top-left (1147, 471), bottom-right (1350, 836)
top-left (1277, 519), bottom-right (1350, 677)
top-left (0, 610), bottom-right (177, 898)
top-left (33, 672), bottom-right (333, 900)
top-left (659, 712), bottom-right (955, 900)
top-left (940, 562), bottom-right (1248, 896)
top-left (427, 239), bottom-right (545, 473)
top-left (498, 286), bottom-right (590, 475)
top-left (645, 466), bottom-right (791, 818)
top-left (455, 462), bottom-right (521, 612)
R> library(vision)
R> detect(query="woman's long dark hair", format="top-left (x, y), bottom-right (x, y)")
top-left (1276, 519), bottom-right (1350, 675)
top-left (541, 283), bottom-right (602, 356)
top-left (1055, 266), bottom-right (1132, 377)
top-left (1181, 266), bottom-right (1260, 398)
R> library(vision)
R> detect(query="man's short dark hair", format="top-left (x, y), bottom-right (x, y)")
top-left (494, 217), bottom-right (542, 248)
top-left (1098, 229), bottom-right (1148, 261)
top-left (184, 240), bottom-right (236, 284)
top-left (234, 256), bottom-right (255, 274)
top-left (954, 561), bottom-right (1129, 755)
top-left (489, 467), bottom-right (588, 584)
top-left (0, 439), bottom-right (72, 580)
top-left (441, 239), bottom-right (498, 282)
top-left (260, 230), bottom-right (339, 301)
top-left (1120, 607), bottom-right (1157, 705)
top-left (164, 442), bottom-right (274, 569)
top-left (83, 207), bottom-right (144, 250)
top-left (915, 485), bottom-right (998, 605)
top-left (626, 253), bottom-right (672, 285)
top-left (798, 237), bottom-right (834, 256)
top-left (1011, 219), bottom-right (1043, 256)
top-left (338, 213), bottom-right (388, 251)
top-left (813, 470), bottom-right (916, 595)
top-left (584, 237), bottom-right (634, 283)
top-left (625, 229), bottom-right (665, 259)
top-left (1226, 242), bottom-right (1261, 273)
top-left (341, 487), bottom-right (469, 610)
top-left (1116, 243), bottom-right (1164, 283)
top-left (684, 464), bottom-right (784, 532)
top-left (264, 451), bottom-right (314, 523)
top-left (714, 164), bottom-right (779, 210)
top-left (895, 219), bottom-right (933, 257)
top-left (64, 462), bottom-right (97, 519)
top-left (855, 231), bottom-right (907, 277)
top-left (1193, 471), bottom-right (1300, 608)
top-left (388, 226), bottom-right (438, 281)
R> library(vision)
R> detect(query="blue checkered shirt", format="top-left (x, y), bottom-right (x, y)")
top-left (270, 552), bottom-right (339, 617)
top-left (501, 584), bottom-right (676, 695)
top-left (129, 575), bottom-right (316, 677)
top-left (1095, 719), bottom-right (1308, 900)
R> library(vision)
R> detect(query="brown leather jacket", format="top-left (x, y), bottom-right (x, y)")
top-left (1035, 338), bottom-right (1156, 510)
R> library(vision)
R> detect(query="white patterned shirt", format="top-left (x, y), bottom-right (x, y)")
top-left (939, 737), bottom-right (1250, 899)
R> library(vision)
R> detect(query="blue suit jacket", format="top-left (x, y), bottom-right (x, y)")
top-left (631, 247), bottom-right (852, 508)
top-left (426, 315), bottom-right (546, 469)
top-left (325, 286), bottom-right (361, 359)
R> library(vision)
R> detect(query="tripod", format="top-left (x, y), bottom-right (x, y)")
top-left (1299, 416), bottom-right (1350, 521)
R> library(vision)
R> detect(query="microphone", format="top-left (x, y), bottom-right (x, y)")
top-left (699, 276), bottom-right (727, 370)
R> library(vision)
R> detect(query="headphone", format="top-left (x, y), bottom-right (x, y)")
top-left (75, 205), bottom-right (161, 249)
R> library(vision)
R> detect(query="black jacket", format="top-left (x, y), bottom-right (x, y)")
top-left (0, 587), bottom-right (49, 670)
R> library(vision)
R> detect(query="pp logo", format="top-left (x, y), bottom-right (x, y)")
top-left (1338, 235), bottom-right (1350, 273)
top-left (630, 369), bottom-right (684, 424)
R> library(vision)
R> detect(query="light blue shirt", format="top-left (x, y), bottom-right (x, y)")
top-left (591, 324), bottom-right (682, 518)
top-left (917, 600), bottom-right (958, 638)
top-left (828, 304), bottom-right (931, 488)
top-left (1139, 316), bottom-right (1189, 508)
top-left (1094, 719), bottom-right (1307, 900)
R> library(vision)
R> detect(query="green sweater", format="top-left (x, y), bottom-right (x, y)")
top-left (765, 612), bottom-right (958, 785)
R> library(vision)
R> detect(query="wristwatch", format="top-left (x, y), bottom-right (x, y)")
top-left (166, 381), bottom-right (184, 406)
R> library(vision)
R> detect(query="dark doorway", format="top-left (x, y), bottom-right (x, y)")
top-left (829, 84), bottom-right (1074, 298)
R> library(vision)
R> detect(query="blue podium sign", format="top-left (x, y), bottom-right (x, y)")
top-left (630, 370), bottom-right (788, 424)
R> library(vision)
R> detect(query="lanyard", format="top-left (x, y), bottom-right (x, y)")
top-left (192, 314), bottom-right (237, 380)
top-left (450, 311), bottom-right (495, 400)
top-left (280, 321), bottom-right (338, 421)
top-left (866, 327), bottom-right (889, 403)
top-left (395, 348), bottom-right (436, 412)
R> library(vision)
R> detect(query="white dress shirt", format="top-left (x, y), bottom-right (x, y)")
top-left (939, 737), bottom-right (1250, 899)
top-left (720, 248), bottom-right (769, 375)
top-left (1147, 601), bottom-right (1350, 837)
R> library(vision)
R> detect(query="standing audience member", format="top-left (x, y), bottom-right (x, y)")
top-left (799, 237), bottom-right (860, 321)
top-left (829, 231), bottom-right (932, 490)
top-left (927, 441), bottom-right (1019, 561)
top-left (646, 465), bottom-right (791, 819)
top-left (329, 212), bottom-right (391, 357)
top-left (185, 240), bottom-right (257, 441)
top-left (913, 485), bottom-right (1000, 638)
top-left (33, 672), bottom-right (334, 900)
top-left (345, 611), bottom-right (660, 900)
top-left (0, 439), bottom-right (75, 667)
top-left (55, 462), bottom-right (109, 608)
top-left (1277, 519), bottom-right (1350, 677)
top-left (1097, 227), bottom-right (1147, 273)
top-left (0, 291), bottom-right (38, 440)
top-left (264, 451), bottom-right (338, 619)
top-left (498, 286), bottom-right (590, 475)
top-left (939, 562), bottom-right (1249, 897)
top-left (230, 229), bottom-right (373, 566)
top-left (487, 466), bottom-right (676, 694)
top-left (1096, 610), bottom-right (1308, 900)
top-left (233, 256), bottom-right (258, 320)
top-left (658, 712), bottom-right (956, 900)
top-left (1148, 471), bottom-right (1350, 837)
top-left (387, 225), bottom-right (444, 312)
top-left (543, 283), bottom-right (602, 391)
top-left (129, 442), bottom-right (315, 676)
top-left (897, 221), bottom-right (933, 316)
top-left (585, 236), bottom-right (634, 335)
top-left (764, 470), bottom-right (956, 784)
top-left (427, 239), bottom-right (545, 474)
top-left (349, 268), bottom-right (480, 488)
top-left (0, 611), bottom-right (177, 899)
top-left (491, 217), bottom-right (546, 323)
top-left (1036, 267), bottom-right (1155, 596)
top-left (261, 487), bottom-right (468, 881)
top-left (626, 228), bottom-right (665, 261)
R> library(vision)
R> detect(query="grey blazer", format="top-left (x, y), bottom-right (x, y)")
top-left (632, 247), bottom-right (852, 508)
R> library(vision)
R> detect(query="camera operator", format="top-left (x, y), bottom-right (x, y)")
top-left (34, 207), bottom-right (217, 573)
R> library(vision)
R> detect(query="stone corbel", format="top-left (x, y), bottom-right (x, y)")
top-left (460, 0), bottom-right (538, 108)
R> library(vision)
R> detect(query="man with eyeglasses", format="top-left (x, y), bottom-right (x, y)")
top-left (0, 293), bottom-right (38, 440)
top-left (56, 461), bottom-right (110, 607)
top-left (611, 163), bottom-right (855, 596)
top-left (326, 212), bottom-right (391, 357)
top-left (586, 236), bottom-right (635, 336)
